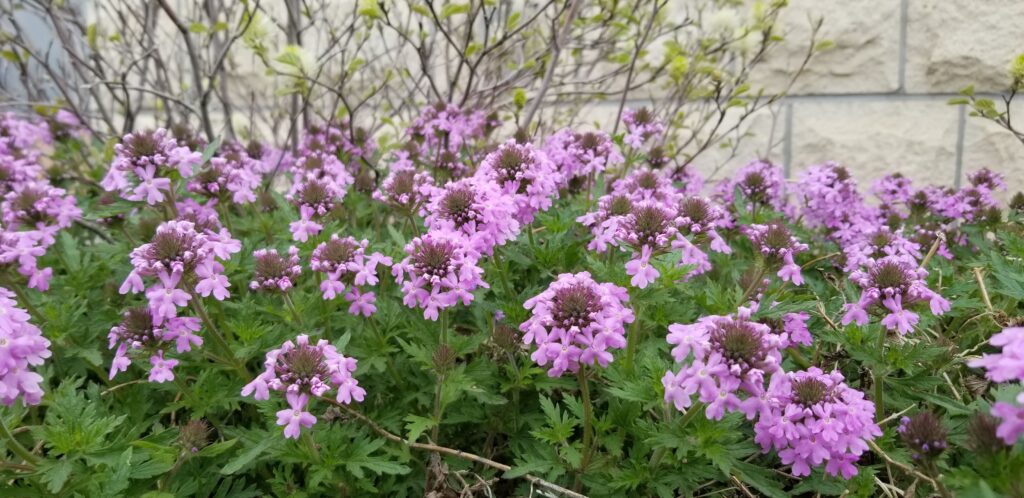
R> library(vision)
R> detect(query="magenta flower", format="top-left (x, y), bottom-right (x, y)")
top-left (841, 227), bottom-right (922, 272)
top-left (187, 141), bottom-right (265, 204)
top-left (663, 312), bottom-right (782, 420)
top-left (475, 139), bottom-right (559, 224)
top-left (742, 223), bottom-right (808, 286)
top-left (520, 272), bottom-right (634, 377)
top-left (145, 272), bottom-right (191, 323)
top-left (969, 327), bottom-right (1024, 444)
top-left (309, 234), bottom-right (392, 315)
top-left (107, 306), bottom-right (201, 382)
top-left (0, 287), bottom-right (51, 406)
top-left (250, 247), bottom-right (302, 293)
top-left (625, 246), bottom-right (659, 289)
top-left (123, 219), bottom-right (238, 322)
top-left (621, 108), bottom-right (665, 149)
top-left (101, 129), bottom-right (202, 205)
top-left (543, 129), bottom-right (623, 189)
top-left (716, 160), bottom-right (792, 216)
top-left (289, 206), bottom-right (324, 243)
top-left (406, 103), bottom-right (492, 160)
top-left (1, 181), bottom-right (81, 231)
top-left (392, 228), bottom-right (487, 320)
top-left (374, 165), bottom-right (434, 214)
top-left (841, 255), bottom-right (949, 334)
top-left (277, 392), bottom-right (317, 439)
top-left (0, 229), bottom-right (53, 292)
top-left (243, 334), bottom-right (364, 439)
top-left (147, 351), bottom-right (178, 383)
top-left (753, 368), bottom-right (881, 479)
top-left (797, 163), bottom-right (879, 244)
top-left (422, 177), bottom-right (521, 255)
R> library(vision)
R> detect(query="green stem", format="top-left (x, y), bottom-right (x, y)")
top-left (431, 310), bottom-right (450, 444)
top-left (526, 224), bottom-right (536, 250)
top-left (738, 265), bottom-right (766, 306)
top-left (574, 366), bottom-right (594, 493)
top-left (623, 306), bottom-right (643, 375)
top-left (406, 213), bottom-right (421, 238)
top-left (0, 414), bottom-right (38, 465)
top-left (282, 293), bottom-right (305, 326)
top-left (490, 248), bottom-right (515, 297)
top-left (873, 328), bottom-right (888, 420)
top-left (188, 293), bottom-right (248, 376)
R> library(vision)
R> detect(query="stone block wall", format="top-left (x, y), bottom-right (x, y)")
top-left (723, 0), bottom-right (1024, 195)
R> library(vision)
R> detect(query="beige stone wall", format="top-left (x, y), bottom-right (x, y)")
top-left (712, 0), bottom-right (1024, 194)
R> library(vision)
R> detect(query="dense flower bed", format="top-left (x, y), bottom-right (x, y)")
top-left (0, 107), bottom-right (1022, 496)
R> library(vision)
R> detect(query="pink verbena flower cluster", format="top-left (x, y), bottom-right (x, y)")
top-left (841, 255), bottom-right (950, 335)
top-left (0, 287), bottom-right (51, 406)
top-left (421, 177), bottom-right (520, 255)
top-left (406, 103), bottom-right (493, 160)
top-left (121, 219), bottom-right (240, 319)
top-left (743, 302), bottom-right (813, 349)
top-left (101, 129), bottom-right (203, 205)
top-left (250, 247), bottom-right (302, 293)
top-left (374, 164), bottom-right (434, 214)
top-left (1, 114), bottom-right (82, 291)
top-left (796, 162), bottom-right (878, 244)
top-left (840, 226), bottom-right (922, 272)
top-left (391, 228), bottom-right (488, 320)
top-left (662, 312), bottom-right (782, 419)
top-left (621, 107), bottom-right (665, 149)
top-left (753, 368), bottom-right (881, 478)
top-left (543, 129), bottom-right (623, 189)
top-left (520, 272), bottom-right (634, 377)
top-left (578, 168), bottom-right (729, 284)
top-left (673, 196), bottom-right (732, 278)
top-left (310, 235), bottom-right (392, 316)
top-left (742, 223), bottom-right (808, 285)
top-left (187, 141), bottom-right (268, 205)
top-left (286, 150), bottom-right (354, 242)
top-left (476, 139), bottom-right (560, 224)
top-left (107, 306), bottom-right (200, 383)
top-left (303, 120), bottom-right (377, 162)
top-left (242, 334), bottom-right (364, 439)
top-left (716, 160), bottom-right (793, 216)
top-left (969, 327), bottom-right (1024, 445)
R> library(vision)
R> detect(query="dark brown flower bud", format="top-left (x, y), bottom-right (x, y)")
top-left (898, 412), bottom-right (948, 461)
top-left (177, 419), bottom-right (211, 454)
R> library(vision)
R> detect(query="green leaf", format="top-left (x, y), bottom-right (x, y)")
top-left (513, 88), bottom-right (527, 110)
top-left (200, 136), bottom-right (222, 165)
top-left (404, 415), bottom-right (435, 443)
top-left (39, 458), bottom-right (73, 493)
top-left (732, 461), bottom-right (788, 498)
top-left (197, 438), bottom-right (238, 458)
top-left (358, 0), bottom-right (384, 20)
top-left (220, 437), bottom-right (275, 475)
top-left (440, 3), bottom-right (470, 18)
top-left (189, 22), bottom-right (207, 34)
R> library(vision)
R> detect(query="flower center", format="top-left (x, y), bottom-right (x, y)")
top-left (551, 284), bottom-right (600, 331)
top-left (412, 240), bottom-right (456, 280)
top-left (278, 345), bottom-right (329, 388)
top-left (629, 205), bottom-right (669, 246)
top-left (871, 261), bottom-right (910, 293)
top-left (792, 377), bottom-right (830, 406)
top-left (127, 132), bottom-right (161, 159)
top-left (442, 186), bottom-right (479, 227)
top-left (711, 322), bottom-right (767, 373)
